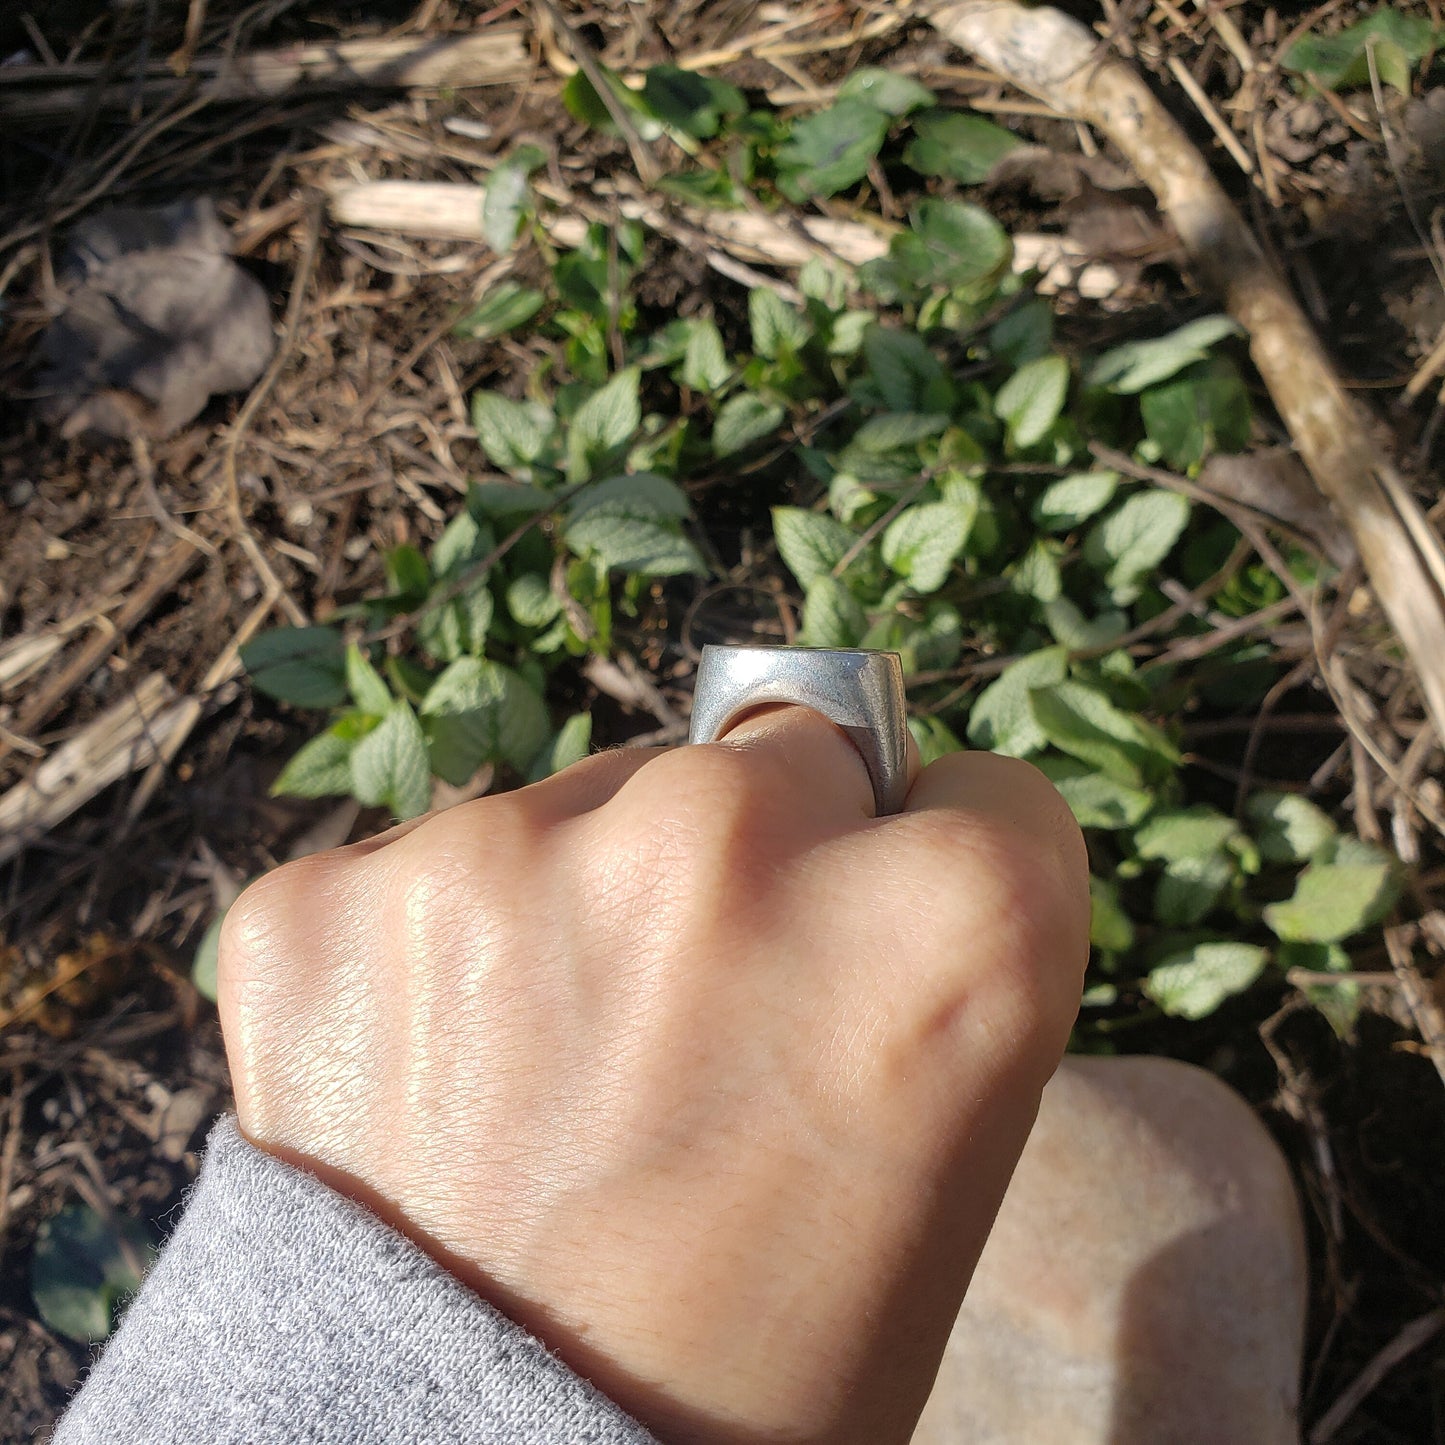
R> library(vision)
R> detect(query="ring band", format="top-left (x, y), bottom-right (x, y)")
top-left (688, 645), bottom-right (909, 816)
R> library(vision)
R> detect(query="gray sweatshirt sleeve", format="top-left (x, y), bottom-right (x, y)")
top-left (53, 1116), bottom-right (661, 1445)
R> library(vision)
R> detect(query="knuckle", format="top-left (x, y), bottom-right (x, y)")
top-left (221, 853), bottom-right (338, 978)
top-left (651, 742), bottom-right (783, 821)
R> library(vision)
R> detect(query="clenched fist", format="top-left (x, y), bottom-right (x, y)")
top-left (219, 704), bottom-right (1088, 1445)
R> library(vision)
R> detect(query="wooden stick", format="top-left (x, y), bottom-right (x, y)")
top-left (929, 1), bottom-right (1445, 743)
top-left (0, 29), bottom-right (529, 122)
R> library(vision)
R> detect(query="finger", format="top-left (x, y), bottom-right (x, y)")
top-left (519, 743), bottom-right (666, 820)
top-left (904, 751), bottom-right (1086, 877)
top-left (903, 750), bottom-right (1088, 910)
top-left (716, 702), bottom-right (922, 822)
top-left (896, 750), bottom-right (1091, 1001)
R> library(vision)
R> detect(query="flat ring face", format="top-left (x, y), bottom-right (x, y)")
top-left (688, 645), bottom-right (909, 815)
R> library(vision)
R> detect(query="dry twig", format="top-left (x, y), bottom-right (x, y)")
top-left (0, 30), bottom-right (530, 122)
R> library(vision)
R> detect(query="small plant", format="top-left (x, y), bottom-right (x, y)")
top-left (241, 69), bottom-right (1396, 1034)
top-left (31, 1204), bottom-right (154, 1343)
top-left (1281, 9), bottom-right (1442, 94)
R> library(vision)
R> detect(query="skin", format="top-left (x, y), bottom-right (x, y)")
top-left (219, 705), bottom-right (1089, 1445)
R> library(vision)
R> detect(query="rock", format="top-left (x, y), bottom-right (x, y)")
top-left (913, 1056), bottom-right (1306, 1445)
top-left (34, 196), bottom-right (274, 441)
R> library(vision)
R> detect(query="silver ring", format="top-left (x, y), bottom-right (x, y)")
top-left (688, 646), bottom-right (909, 816)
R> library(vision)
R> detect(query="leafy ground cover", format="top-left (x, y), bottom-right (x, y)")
top-left (2, 1), bottom-right (1444, 1438)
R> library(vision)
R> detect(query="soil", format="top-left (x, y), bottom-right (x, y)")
top-left (2, 1), bottom-right (1443, 1440)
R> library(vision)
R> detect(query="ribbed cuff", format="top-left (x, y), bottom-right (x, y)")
top-left (54, 1116), bottom-right (660, 1445)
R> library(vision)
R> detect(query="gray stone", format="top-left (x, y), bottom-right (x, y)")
top-left (913, 1056), bottom-right (1306, 1445)
top-left (35, 197), bottom-right (274, 440)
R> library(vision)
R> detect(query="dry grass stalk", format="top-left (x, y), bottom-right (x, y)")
top-left (0, 536), bottom-right (202, 769)
top-left (0, 30), bottom-right (531, 122)
top-left (326, 178), bottom-right (895, 267)
top-left (0, 674), bottom-right (185, 868)
top-left (327, 178), bottom-right (1127, 303)
top-left (929, 1), bottom-right (1445, 744)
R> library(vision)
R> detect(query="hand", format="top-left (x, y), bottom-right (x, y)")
top-left (219, 705), bottom-right (1088, 1445)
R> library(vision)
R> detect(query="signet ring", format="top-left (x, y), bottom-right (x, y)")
top-left (688, 645), bottom-right (909, 816)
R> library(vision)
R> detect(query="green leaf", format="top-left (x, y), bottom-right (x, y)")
top-left (192, 907), bottom-right (226, 1002)
top-left (1033, 471), bottom-right (1118, 531)
top-left (454, 283), bottom-right (546, 341)
top-left (903, 110), bottom-right (1023, 183)
top-left (641, 65), bottom-right (746, 138)
top-left (773, 507), bottom-right (859, 587)
top-left (851, 412), bottom-right (950, 453)
top-left (1089, 873), bottom-right (1135, 953)
top-left (749, 287), bottom-right (811, 359)
top-left (1088, 316), bottom-right (1242, 394)
top-left (995, 354), bottom-right (1070, 449)
top-left (482, 144), bottom-right (546, 253)
top-left (799, 576), bottom-right (868, 648)
top-left (468, 481), bottom-right (554, 518)
top-left (421, 657), bottom-right (549, 781)
top-left (272, 721), bottom-right (363, 799)
top-left (862, 326), bottom-right (956, 413)
top-left (712, 393), bottom-right (784, 456)
top-left (566, 368), bottom-right (642, 482)
top-left (966, 646), bottom-right (1069, 756)
top-left (472, 392), bottom-right (557, 475)
top-left (1145, 943), bottom-right (1269, 1020)
top-left (420, 508), bottom-right (497, 662)
top-left (1280, 940), bottom-right (1359, 1037)
top-left (827, 309), bottom-right (875, 357)
top-left (350, 702), bottom-right (432, 819)
top-left (1139, 356), bottom-right (1252, 469)
top-left (859, 200), bottom-right (1011, 303)
top-left (1010, 538), bottom-right (1062, 602)
top-left (345, 644), bottom-right (393, 716)
top-left (32, 1205), bottom-right (154, 1344)
top-left (682, 318), bottom-right (730, 393)
top-left (829, 472), bottom-right (878, 524)
top-left (908, 714), bottom-right (966, 766)
top-left (547, 710), bottom-right (594, 774)
top-left (385, 544), bottom-right (430, 603)
top-left (1246, 791), bottom-right (1338, 864)
top-left (1264, 853), bottom-right (1401, 944)
top-left (1029, 680), bottom-right (1179, 787)
top-left (1039, 754), bottom-right (1154, 830)
top-left (1135, 806), bottom-right (1241, 864)
top-left (420, 578), bottom-right (494, 663)
top-left (909, 600), bottom-right (964, 671)
top-left (1085, 489), bottom-right (1191, 602)
top-left (882, 501), bottom-right (973, 594)
top-left (241, 626), bottom-right (348, 709)
top-left (562, 68), bottom-right (661, 137)
top-left (776, 99), bottom-right (891, 200)
top-left (837, 68), bottom-right (934, 116)
top-left (1281, 10), bottom-right (1437, 92)
top-left (799, 257), bottom-right (848, 308)
top-left (990, 298), bottom-right (1054, 367)
top-left (506, 572), bottom-right (562, 629)
top-left (1154, 852), bottom-right (1236, 926)
top-left (1041, 596), bottom-right (1127, 651)
top-left (564, 473), bottom-right (703, 576)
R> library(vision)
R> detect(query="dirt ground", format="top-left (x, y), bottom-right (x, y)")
top-left (2, 0), bottom-right (1444, 1439)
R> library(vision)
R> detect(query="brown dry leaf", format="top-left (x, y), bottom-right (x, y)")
top-left (1200, 449), bottom-right (1356, 567)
